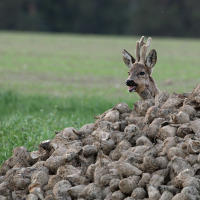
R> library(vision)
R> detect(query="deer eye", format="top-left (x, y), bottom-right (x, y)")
top-left (128, 72), bottom-right (130, 75)
top-left (139, 72), bottom-right (145, 75)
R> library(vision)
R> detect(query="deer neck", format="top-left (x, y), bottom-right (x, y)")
top-left (138, 76), bottom-right (159, 100)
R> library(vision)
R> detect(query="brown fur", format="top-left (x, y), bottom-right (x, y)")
top-left (122, 36), bottom-right (159, 100)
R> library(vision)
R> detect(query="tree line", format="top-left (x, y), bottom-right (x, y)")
top-left (0, 0), bottom-right (200, 37)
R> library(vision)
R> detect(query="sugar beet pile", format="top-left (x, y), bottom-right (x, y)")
top-left (0, 84), bottom-right (200, 200)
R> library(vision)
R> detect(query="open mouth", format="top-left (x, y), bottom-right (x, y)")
top-left (128, 85), bottom-right (137, 93)
top-left (126, 79), bottom-right (138, 93)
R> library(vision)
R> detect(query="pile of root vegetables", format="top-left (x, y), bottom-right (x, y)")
top-left (0, 84), bottom-right (200, 200)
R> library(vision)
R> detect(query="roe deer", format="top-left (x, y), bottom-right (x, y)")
top-left (122, 36), bottom-right (159, 100)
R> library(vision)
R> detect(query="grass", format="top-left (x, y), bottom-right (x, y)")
top-left (0, 90), bottom-right (132, 163)
top-left (0, 31), bottom-right (200, 164)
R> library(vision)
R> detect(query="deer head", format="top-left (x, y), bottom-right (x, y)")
top-left (122, 36), bottom-right (159, 100)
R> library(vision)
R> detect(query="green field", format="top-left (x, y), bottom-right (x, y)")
top-left (0, 32), bottom-right (200, 164)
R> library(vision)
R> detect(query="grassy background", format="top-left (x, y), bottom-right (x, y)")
top-left (0, 32), bottom-right (200, 164)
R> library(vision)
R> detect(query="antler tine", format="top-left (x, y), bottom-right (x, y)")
top-left (135, 36), bottom-right (145, 62)
top-left (140, 37), bottom-right (152, 64)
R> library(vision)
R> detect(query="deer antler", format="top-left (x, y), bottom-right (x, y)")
top-left (123, 36), bottom-right (159, 100)
top-left (139, 37), bottom-right (152, 64)
top-left (135, 36), bottom-right (145, 62)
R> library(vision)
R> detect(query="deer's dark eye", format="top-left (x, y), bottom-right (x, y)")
top-left (139, 72), bottom-right (145, 75)
top-left (128, 72), bottom-right (130, 75)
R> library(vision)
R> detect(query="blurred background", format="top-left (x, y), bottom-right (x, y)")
top-left (1, 0), bottom-right (200, 37)
top-left (1, 0), bottom-right (200, 163)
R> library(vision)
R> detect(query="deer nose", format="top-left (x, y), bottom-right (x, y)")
top-left (126, 79), bottom-right (135, 86)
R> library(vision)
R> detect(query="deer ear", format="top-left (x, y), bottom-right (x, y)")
top-left (122, 49), bottom-right (135, 68)
top-left (146, 49), bottom-right (157, 69)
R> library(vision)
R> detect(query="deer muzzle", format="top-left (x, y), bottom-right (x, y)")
top-left (126, 79), bottom-right (138, 92)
